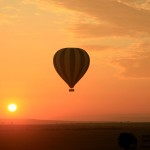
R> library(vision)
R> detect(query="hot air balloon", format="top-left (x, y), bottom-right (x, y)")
top-left (53, 48), bottom-right (90, 92)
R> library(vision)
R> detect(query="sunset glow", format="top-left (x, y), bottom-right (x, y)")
top-left (0, 0), bottom-right (150, 122)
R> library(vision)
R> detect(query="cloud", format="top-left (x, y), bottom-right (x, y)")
top-left (118, 0), bottom-right (150, 10)
top-left (0, 0), bottom-right (52, 26)
top-left (0, 13), bottom-right (18, 25)
top-left (113, 43), bottom-right (150, 78)
top-left (0, 1), bottom-right (20, 25)
top-left (80, 44), bottom-right (119, 51)
top-left (44, 0), bottom-right (150, 38)
top-left (114, 57), bottom-right (150, 78)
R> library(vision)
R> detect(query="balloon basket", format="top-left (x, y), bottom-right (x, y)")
top-left (69, 89), bottom-right (74, 92)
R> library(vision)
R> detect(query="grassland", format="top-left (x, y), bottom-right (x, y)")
top-left (0, 122), bottom-right (149, 150)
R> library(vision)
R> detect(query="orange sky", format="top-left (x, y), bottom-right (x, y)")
top-left (0, 0), bottom-right (150, 121)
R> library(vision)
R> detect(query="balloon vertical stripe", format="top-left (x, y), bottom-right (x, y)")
top-left (60, 50), bottom-right (69, 84)
top-left (70, 49), bottom-right (75, 86)
top-left (74, 49), bottom-right (88, 85)
top-left (54, 50), bottom-right (67, 84)
top-left (73, 49), bottom-right (81, 84)
top-left (80, 50), bottom-right (90, 80)
top-left (61, 50), bottom-right (70, 85)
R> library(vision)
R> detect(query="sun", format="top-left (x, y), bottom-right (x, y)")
top-left (8, 104), bottom-right (17, 112)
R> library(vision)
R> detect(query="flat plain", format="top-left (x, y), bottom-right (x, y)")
top-left (0, 122), bottom-right (150, 150)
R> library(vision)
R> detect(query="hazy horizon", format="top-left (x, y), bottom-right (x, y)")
top-left (1, 113), bottom-right (150, 123)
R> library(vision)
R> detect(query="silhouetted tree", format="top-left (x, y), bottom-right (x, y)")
top-left (118, 132), bottom-right (137, 150)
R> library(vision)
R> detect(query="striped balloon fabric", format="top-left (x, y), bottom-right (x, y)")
top-left (53, 48), bottom-right (90, 92)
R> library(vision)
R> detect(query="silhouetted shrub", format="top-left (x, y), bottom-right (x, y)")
top-left (118, 132), bottom-right (137, 150)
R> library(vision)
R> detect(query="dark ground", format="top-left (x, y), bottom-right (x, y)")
top-left (0, 123), bottom-right (150, 150)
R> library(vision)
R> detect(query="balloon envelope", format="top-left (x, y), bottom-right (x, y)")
top-left (53, 48), bottom-right (90, 91)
